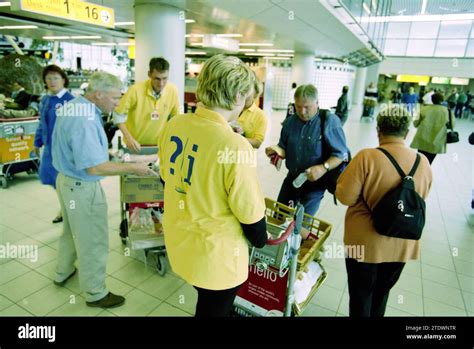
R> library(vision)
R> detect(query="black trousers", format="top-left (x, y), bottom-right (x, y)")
top-left (345, 258), bottom-right (405, 317)
top-left (193, 283), bottom-right (242, 317)
top-left (418, 150), bottom-right (437, 164)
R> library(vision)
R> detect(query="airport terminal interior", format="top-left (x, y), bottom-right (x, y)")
top-left (0, 0), bottom-right (473, 318)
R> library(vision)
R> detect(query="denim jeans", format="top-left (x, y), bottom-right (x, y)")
top-left (277, 175), bottom-right (325, 217)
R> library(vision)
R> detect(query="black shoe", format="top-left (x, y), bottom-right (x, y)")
top-left (52, 216), bottom-right (63, 223)
top-left (54, 268), bottom-right (76, 287)
top-left (86, 292), bottom-right (125, 309)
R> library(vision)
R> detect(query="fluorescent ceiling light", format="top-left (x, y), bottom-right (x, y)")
top-left (257, 49), bottom-right (294, 53)
top-left (185, 51), bottom-right (206, 55)
top-left (363, 2), bottom-right (371, 15)
top-left (277, 53), bottom-right (294, 57)
top-left (239, 43), bottom-right (274, 47)
top-left (0, 2), bottom-right (11, 7)
top-left (314, 58), bottom-right (322, 61)
top-left (264, 57), bottom-right (291, 60)
top-left (239, 48), bottom-right (255, 52)
top-left (420, 0), bottom-right (427, 15)
top-left (360, 13), bottom-right (474, 22)
top-left (70, 35), bottom-right (101, 39)
top-left (185, 19), bottom-right (195, 23)
top-left (43, 36), bottom-right (70, 39)
top-left (185, 34), bottom-right (204, 38)
top-left (92, 42), bottom-right (132, 46)
top-left (244, 53), bottom-right (275, 56)
top-left (190, 42), bottom-right (204, 46)
top-left (43, 35), bottom-right (101, 40)
top-left (216, 34), bottom-right (242, 37)
top-left (115, 21), bottom-right (134, 26)
top-left (0, 25), bottom-right (38, 29)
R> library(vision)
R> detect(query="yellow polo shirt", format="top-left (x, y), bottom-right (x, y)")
top-left (115, 80), bottom-right (180, 145)
top-left (158, 104), bottom-right (265, 290)
top-left (238, 103), bottom-right (268, 143)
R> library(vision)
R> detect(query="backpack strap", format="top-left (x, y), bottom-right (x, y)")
top-left (377, 148), bottom-right (406, 179)
top-left (408, 154), bottom-right (421, 177)
top-left (377, 148), bottom-right (420, 179)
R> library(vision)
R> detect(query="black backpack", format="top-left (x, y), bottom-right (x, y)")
top-left (372, 148), bottom-right (426, 240)
top-left (319, 110), bottom-right (351, 202)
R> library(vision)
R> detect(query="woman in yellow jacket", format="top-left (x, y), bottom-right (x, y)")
top-left (410, 93), bottom-right (451, 164)
top-left (158, 55), bottom-right (268, 317)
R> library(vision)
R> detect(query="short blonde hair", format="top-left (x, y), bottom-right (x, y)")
top-left (377, 104), bottom-right (411, 137)
top-left (87, 72), bottom-right (122, 93)
top-left (196, 54), bottom-right (255, 110)
top-left (294, 84), bottom-right (318, 101)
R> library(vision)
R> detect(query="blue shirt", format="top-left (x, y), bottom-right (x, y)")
top-left (52, 96), bottom-right (108, 181)
top-left (278, 111), bottom-right (348, 178)
top-left (34, 89), bottom-right (75, 148)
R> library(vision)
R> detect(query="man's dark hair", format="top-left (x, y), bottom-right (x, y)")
top-left (42, 65), bottom-right (69, 88)
top-left (291, 82), bottom-right (297, 89)
top-left (342, 85), bottom-right (349, 93)
top-left (149, 57), bottom-right (170, 73)
top-left (431, 93), bottom-right (444, 105)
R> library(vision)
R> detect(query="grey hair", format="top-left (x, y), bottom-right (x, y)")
top-left (294, 84), bottom-right (318, 101)
top-left (87, 72), bottom-right (122, 93)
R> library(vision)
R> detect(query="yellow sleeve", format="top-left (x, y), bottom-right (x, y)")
top-left (225, 141), bottom-right (265, 224)
top-left (115, 85), bottom-right (137, 117)
top-left (252, 110), bottom-right (268, 143)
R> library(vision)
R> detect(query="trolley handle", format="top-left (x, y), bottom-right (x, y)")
top-left (266, 221), bottom-right (296, 245)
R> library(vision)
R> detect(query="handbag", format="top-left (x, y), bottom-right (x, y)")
top-left (446, 109), bottom-right (459, 144)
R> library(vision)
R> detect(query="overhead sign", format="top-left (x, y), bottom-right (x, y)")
top-left (396, 75), bottom-right (430, 84)
top-left (431, 76), bottom-right (450, 84)
top-left (450, 77), bottom-right (469, 86)
top-left (11, 0), bottom-right (115, 28)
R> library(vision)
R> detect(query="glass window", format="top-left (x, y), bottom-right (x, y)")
top-left (406, 39), bottom-right (436, 56)
top-left (383, 39), bottom-right (408, 56)
top-left (465, 39), bottom-right (474, 57)
top-left (434, 39), bottom-right (468, 57)
top-left (409, 21), bottom-right (440, 39)
top-left (386, 22), bottom-right (411, 38)
top-left (438, 20), bottom-right (472, 39)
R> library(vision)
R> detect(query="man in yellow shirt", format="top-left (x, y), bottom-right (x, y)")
top-left (237, 78), bottom-right (268, 149)
top-left (158, 54), bottom-right (268, 317)
top-left (114, 57), bottom-right (180, 151)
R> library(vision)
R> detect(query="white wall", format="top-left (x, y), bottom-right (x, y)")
top-left (379, 57), bottom-right (474, 79)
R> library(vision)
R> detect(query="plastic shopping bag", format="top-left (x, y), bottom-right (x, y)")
top-left (129, 207), bottom-right (164, 250)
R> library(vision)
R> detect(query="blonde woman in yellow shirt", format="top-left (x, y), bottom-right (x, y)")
top-left (158, 55), bottom-right (268, 317)
top-left (237, 78), bottom-right (268, 149)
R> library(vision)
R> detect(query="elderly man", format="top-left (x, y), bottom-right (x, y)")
top-left (114, 57), bottom-right (180, 152)
top-left (266, 84), bottom-right (348, 216)
top-left (52, 72), bottom-right (157, 308)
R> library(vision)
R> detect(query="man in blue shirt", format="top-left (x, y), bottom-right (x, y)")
top-left (266, 84), bottom-right (348, 216)
top-left (52, 72), bottom-right (157, 308)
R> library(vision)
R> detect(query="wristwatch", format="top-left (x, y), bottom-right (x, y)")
top-left (323, 162), bottom-right (330, 172)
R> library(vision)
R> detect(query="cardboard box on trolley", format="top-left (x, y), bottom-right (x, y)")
top-left (120, 176), bottom-right (164, 203)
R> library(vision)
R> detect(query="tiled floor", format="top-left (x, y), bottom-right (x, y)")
top-left (0, 106), bottom-right (473, 317)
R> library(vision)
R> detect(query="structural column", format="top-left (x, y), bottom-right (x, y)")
top-left (352, 66), bottom-right (367, 106)
top-left (134, 0), bottom-right (185, 106)
top-left (291, 52), bottom-right (315, 86)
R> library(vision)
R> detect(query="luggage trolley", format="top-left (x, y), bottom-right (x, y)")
top-left (234, 198), bottom-right (332, 317)
top-left (0, 117), bottom-right (40, 188)
top-left (116, 144), bottom-right (168, 275)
